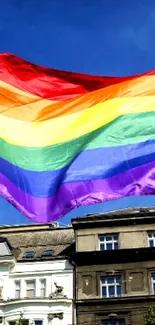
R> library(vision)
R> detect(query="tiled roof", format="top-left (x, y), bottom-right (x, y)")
top-left (0, 226), bottom-right (74, 261)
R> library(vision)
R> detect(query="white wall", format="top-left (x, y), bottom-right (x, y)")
top-left (0, 259), bottom-right (73, 325)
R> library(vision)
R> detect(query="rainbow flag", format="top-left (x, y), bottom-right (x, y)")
top-left (0, 53), bottom-right (155, 222)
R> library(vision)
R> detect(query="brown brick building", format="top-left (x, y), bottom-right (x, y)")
top-left (71, 208), bottom-right (155, 325)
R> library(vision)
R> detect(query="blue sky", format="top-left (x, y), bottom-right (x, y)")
top-left (1, 0), bottom-right (155, 225)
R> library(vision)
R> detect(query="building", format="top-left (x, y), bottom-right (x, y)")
top-left (0, 223), bottom-right (74, 325)
top-left (71, 208), bottom-right (155, 325)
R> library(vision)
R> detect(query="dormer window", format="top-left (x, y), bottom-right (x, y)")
top-left (23, 251), bottom-right (35, 259)
top-left (42, 250), bottom-right (53, 257)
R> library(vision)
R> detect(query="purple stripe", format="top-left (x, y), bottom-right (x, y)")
top-left (1, 160), bottom-right (155, 223)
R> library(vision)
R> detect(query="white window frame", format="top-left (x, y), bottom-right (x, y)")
top-left (152, 274), bottom-right (155, 294)
top-left (40, 279), bottom-right (46, 297)
top-left (15, 280), bottom-right (21, 299)
top-left (26, 280), bottom-right (35, 298)
top-left (100, 276), bottom-right (121, 298)
top-left (148, 232), bottom-right (155, 247)
top-left (99, 234), bottom-right (119, 251)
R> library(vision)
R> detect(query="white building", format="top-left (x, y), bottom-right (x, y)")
top-left (0, 223), bottom-right (74, 325)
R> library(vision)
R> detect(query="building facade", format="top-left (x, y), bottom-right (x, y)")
top-left (71, 208), bottom-right (155, 325)
top-left (0, 223), bottom-right (74, 325)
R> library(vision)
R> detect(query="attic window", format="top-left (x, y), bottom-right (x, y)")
top-left (23, 251), bottom-right (35, 258)
top-left (42, 250), bottom-right (53, 257)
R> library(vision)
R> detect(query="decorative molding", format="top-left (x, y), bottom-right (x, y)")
top-left (48, 313), bottom-right (63, 320)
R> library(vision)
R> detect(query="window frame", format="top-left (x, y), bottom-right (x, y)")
top-left (100, 275), bottom-right (122, 298)
top-left (14, 280), bottom-right (21, 299)
top-left (99, 234), bottom-right (119, 251)
top-left (26, 280), bottom-right (36, 298)
top-left (151, 273), bottom-right (155, 294)
top-left (148, 232), bottom-right (155, 248)
top-left (40, 279), bottom-right (46, 297)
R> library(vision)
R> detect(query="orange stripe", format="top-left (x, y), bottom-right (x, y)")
top-left (1, 75), bottom-right (155, 122)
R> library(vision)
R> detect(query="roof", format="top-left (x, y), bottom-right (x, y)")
top-left (71, 207), bottom-right (155, 229)
top-left (0, 224), bottom-right (74, 261)
top-left (72, 207), bottom-right (155, 221)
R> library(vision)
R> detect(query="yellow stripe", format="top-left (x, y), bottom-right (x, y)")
top-left (1, 96), bottom-right (155, 147)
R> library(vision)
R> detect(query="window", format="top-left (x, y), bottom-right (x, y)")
top-left (34, 321), bottom-right (42, 325)
top-left (99, 234), bottom-right (119, 250)
top-left (103, 321), bottom-right (124, 325)
top-left (40, 279), bottom-right (46, 297)
top-left (26, 280), bottom-right (35, 298)
top-left (9, 321), bottom-right (29, 325)
top-left (23, 251), bottom-right (35, 258)
top-left (18, 321), bottom-right (29, 325)
top-left (15, 280), bottom-right (20, 299)
top-left (148, 233), bottom-right (155, 247)
top-left (101, 276), bottom-right (122, 298)
top-left (9, 322), bottom-right (16, 325)
top-left (42, 250), bottom-right (53, 257)
top-left (152, 274), bottom-right (155, 293)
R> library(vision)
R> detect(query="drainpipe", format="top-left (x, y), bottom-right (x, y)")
top-left (69, 258), bottom-right (76, 325)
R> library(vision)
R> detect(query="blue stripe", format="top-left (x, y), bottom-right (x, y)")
top-left (1, 139), bottom-right (155, 198)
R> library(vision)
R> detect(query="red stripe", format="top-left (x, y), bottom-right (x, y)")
top-left (0, 53), bottom-right (152, 101)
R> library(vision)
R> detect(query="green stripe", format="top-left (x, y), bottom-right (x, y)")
top-left (1, 112), bottom-right (155, 171)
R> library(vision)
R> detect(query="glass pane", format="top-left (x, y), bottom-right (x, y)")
top-left (148, 233), bottom-right (153, 238)
top-left (26, 281), bottom-right (35, 289)
top-left (149, 240), bottom-right (154, 247)
top-left (40, 279), bottom-right (46, 288)
top-left (102, 322), bottom-right (108, 325)
top-left (42, 250), bottom-right (53, 256)
top-left (109, 285), bottom-right (115, 296)
top-left (15, 281), bottom-right (20, 289)
top-left (27, 289), bottom-right (34, 298)
top-left (23, 251), bottom-right (34, 258)
top-left (114, 242), bottom-right (119, 250)
top-left (116, 276), bottom-right (121, 284)
top-left (40, 288), bottom-right (45, 296)
top-left (152, 275), bottom-right (155, 281)
top-left (113, 235), bottom-right (118, 240)
top-left (107, 277), bottom-right (114, 284)
top-left (100, 244), bottom-right (105, 251)
top-left (15, 290), bottom-right (20, 299)
top-left (117, 285), bottom-right (121, 296)
top-left (35, 322), bottom-right (42, 325)
top-left (102, 286), bottom-right (106, 297)
top-left (100, 236), bottom-right (105, 242)
top-left (107, 243), bottom-right (112, 250)
top-left (106, 236), bottom-right (112, 241)
top-left (118, 321), bottom-right (125, 325)
top-left (101, 277), bottom-right (106, 284)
